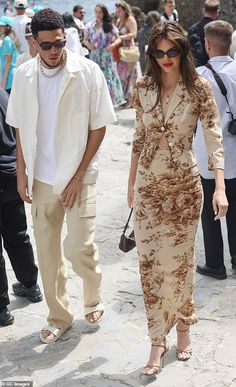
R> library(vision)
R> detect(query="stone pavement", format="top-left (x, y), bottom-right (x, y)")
top-left (0, 108), bottom-right (236, 387)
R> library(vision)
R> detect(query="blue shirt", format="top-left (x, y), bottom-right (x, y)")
top-left (0, 35), bottom-right (18, 90)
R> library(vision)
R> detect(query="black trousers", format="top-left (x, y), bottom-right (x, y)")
top-left (201, 176), bottom-right (236, 268)
top-left (0, 179), bottom-right (38, 310)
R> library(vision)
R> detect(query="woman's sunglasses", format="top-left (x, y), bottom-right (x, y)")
top-left (35, 38), bottom-right (66, 51)
top-left (152, 48), bottom-right (180, 59)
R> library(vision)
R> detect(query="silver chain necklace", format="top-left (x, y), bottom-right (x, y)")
top-left (39, 52), bottom-right (66, 79)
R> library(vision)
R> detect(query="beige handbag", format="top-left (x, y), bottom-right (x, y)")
top-left (119, 45), bottom-right (140, 63)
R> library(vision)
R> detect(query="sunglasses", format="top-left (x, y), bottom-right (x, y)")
top-left (152, 48), bottom-right (180, 59)
top-left (35, 38), bottom-right (66, 51)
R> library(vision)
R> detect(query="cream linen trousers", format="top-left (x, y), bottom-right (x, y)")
top-left (31, 180), bottom-right (104, 329)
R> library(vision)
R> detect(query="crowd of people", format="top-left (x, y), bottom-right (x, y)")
top-left (0, 0), bottom-right (236, 382)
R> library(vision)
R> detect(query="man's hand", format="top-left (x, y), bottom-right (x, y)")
top-left (61, 176), bottom-right (83, 210)
top-left (213, 190), bottom-right (228, 220)
top-left (17, 170), bottom-right (32, 203)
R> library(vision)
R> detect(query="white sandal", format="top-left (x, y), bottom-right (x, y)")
top-left (85, 310), bottom-right (104, 326)
top-left (40, 325), bottom-right (66, 344)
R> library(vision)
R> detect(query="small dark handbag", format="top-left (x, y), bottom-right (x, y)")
top-left (228, 118), bottom-right (236, 135)
top-left (119, 208), bottom-right (136, 252)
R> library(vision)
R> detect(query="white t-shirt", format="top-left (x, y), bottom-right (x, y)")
top-left (12, 14), bottom-right (31, 53)
top-left (34, 64), bottom-right (64, 185)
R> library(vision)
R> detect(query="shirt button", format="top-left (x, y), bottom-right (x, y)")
top-left (160, 126), bottom-right (165, 132)
top-left (168, 142), bottom-right (173, 147)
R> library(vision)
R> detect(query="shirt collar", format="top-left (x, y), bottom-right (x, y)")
top-left (208, 56), bottom-right (233, 63)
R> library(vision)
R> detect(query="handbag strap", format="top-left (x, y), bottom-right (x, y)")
top-left (122, 208), bottom-right (133, 234)
top-left (205, 63), bottom-right (234, 120)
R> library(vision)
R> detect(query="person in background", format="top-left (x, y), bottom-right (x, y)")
top-left (12, 0), bottom-right (31, 53)
top-left (84, 4), bottom-right (125, 107)
top-left (230, 30), bottom-right (236, 58)
top-left (0, 88), bottom-right (42, 327)
top-left (131, 6), bottom-right (145, 31)
top-left (160, 0), bottom-right (179, 22)
top-left (115, 1), bottom-right (138, 109)
top-left (7, 8), bottom-right (116, 344)
top-left (16, 22), bottom-right (38, 67)
top-left (62, 12), bottom-right (85, 56)
top-left (33, 5), bottom-right (44, 14)
top-left (25, 8), bottom-right (35, 18)
top-left (127, 21), bottom-right (227, 378)
top-left (188, 0), bottom-right (220, 67)
top-left (0, 16), bottom-right (19, 93)
top-left (193, 20), bottom-right (236, 279)
top-left (138, 11), bottom-right (160, 74)
top-left (73, 4), bottom-right (85, 31)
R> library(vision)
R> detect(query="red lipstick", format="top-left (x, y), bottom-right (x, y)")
top-left (163, 63), bottom-right (173, 68)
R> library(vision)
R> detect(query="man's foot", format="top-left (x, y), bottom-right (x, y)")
top-left (142, 339), bottom-right (169, 376)
top-left (176, 321), bottom-right (192, 361)
top-left (0, 307), bottom-right (14, 326)
top-left (196, 264), bottom-right (227, 280)
top-left (40, 325), bottom-right (66, 344)
top-left (85, 310), bottom-right (104, 325)
top-left (12, 282), bottom-right (43, 303)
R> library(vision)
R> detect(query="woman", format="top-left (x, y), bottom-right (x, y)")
top-left (0, 16), bottom-right (18, 93)
top-left (115, 1), bottom-right (138, 108)
top-left (84, 4), bottom-right (125, 107)
top-left (138, 11), bottom-right (160, 74)
top-left (127, 21), bottom-right (228, 377)
top-left (62, 12), bottom-right (85, 56)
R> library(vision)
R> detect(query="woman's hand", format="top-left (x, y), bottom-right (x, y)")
top-left (127, 181), bottom-right (134, 208)
top-left (212, 190), bottom-right (228, 220)
top-left (107, 43), bottom-right (115, 52)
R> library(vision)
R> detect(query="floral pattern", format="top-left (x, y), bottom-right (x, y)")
top-left (85, 20), bottom-right (125, 106)
top-left (133, 76), bottom-right (224, 342)
top-left (117, 26), bottom-right (137, 101)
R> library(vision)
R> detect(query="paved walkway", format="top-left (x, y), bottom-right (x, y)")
top-left (1, 108), bottom-right (236, 387)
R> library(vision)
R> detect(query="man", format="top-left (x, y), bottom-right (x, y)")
top-left (6, 8), bottom-right (116, 343)
top-left (12, 0), bottom-right (31, 53)
top-left (0, 89), bottom-right (42, 326)
top-left (16, 22), bottom-right (38, 67)
top-left (188, 0), bottom-right (220, 66)
top-left (193, 20), bottom-right (236, 279)
top-left (160, 0), bottom-right (178, 22)
top-left (73, 4), bottom-right (85, 30)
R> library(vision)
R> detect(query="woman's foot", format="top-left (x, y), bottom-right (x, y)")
top-left (176, 321), bottom-right (192, 361)
top-left (121, 100), bottom-right (133, 109)
top-left (142, 339), bottom-right (169, 376)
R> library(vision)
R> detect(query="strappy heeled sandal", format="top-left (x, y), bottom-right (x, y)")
top-left (142, 338), bottom-right (169, 377)
top-left (176, 325), bottom-right (192, 361)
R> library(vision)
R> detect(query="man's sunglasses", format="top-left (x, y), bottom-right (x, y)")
top-left (34, 38), bottom-right (66, 51)
top-left (152, 48), bottom-right (180, 59)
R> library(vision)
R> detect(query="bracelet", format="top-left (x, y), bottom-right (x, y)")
top-left (74, 174), bottom-right (83, 181)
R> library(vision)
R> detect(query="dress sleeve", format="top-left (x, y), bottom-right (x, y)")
top-left (132, 84), bottom-right (145, 157)
top-left (198, 79), bottom-right (224, 171)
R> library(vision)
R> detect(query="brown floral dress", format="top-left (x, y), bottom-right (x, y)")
top-left (132, 76), bottom-right (224, 343)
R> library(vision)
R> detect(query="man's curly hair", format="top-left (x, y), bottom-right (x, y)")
top-left (31, 8), bottom-right (64, 37)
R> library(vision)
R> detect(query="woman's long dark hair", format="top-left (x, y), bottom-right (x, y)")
top-left (62, 12), bottom-right (80, 35)
top-left (96, 4), bottom-right (113, 34)
top-left (146, 21), bottom-right (199, 110)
